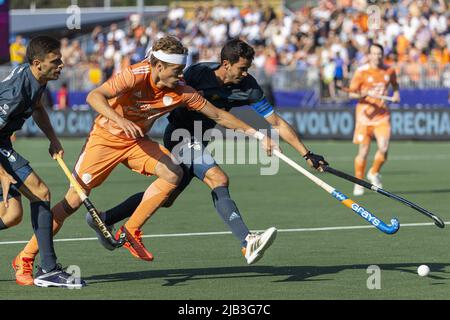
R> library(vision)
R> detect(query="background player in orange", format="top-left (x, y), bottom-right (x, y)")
top-left (14, 36), bottom-right (279, 283)
top-left (348, 43), bottom-right (400, 196)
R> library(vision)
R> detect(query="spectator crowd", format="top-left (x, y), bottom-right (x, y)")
top-left (8, 0), bottom-right (450, 102)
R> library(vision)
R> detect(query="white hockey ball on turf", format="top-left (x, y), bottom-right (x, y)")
top-left (417, 265), bottom-right (430, 277)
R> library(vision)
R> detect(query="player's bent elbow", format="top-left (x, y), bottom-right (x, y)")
top-left (86, 89), bottom-right (103, 106)
top-left (86, 91), bottom-right (95, 105)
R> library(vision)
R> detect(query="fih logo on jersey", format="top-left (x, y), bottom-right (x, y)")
top-left (0, 104), bottom-right (9, 115)
top-left (0, 149), bottom-right (17, 162)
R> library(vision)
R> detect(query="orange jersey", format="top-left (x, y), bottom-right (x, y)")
top-left (93, 61), bottom-right (207, 139)
top-left (349, 64), bottom-right (398, 125)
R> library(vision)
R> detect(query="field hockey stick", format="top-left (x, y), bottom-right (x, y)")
top-left (273, 150), bottom-right (399, 234)
top-left (55, 155), bottom-right (126, 248)
top-left (367, 94), bottom-right (396, 102)
top-left (336, 86), bottom-right (396, 102)
top-left (322, 166), bottom-right (445, 229)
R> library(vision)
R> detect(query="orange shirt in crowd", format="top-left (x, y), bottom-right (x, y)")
top-left (432, 48), bottom-right (450, 66)
top-left (396, 35), bottom-right (410, 58)
top-left (354, 13), bottom-right (368, 32)
top-left (419, 53), bottom-right (428, 64)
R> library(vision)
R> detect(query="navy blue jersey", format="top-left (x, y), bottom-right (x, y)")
top-left (167, 62), bottom-right (273, 134)
top-left (0, 64), bottom-right (46, 139)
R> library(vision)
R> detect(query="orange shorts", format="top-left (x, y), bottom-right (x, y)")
top-left (352, 121), bottom-right (391, 145)
top-left (73, 126), bottom-right (171, 190)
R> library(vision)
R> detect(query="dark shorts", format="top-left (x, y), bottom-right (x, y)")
top-left (0, 140), bottom-right (32, 201)
top-left (163, 123), bottom-right (217, 181)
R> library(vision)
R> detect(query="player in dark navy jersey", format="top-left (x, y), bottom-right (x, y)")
top-left (162, 39), bottom-right (329, 263)
top-left (0, 36), bottom-right (84, 288)
top-left (89, 39), bottom-right (329, 265)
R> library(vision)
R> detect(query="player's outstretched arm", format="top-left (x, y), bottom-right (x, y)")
top-left (265, 113), bottom-right (328, 170)
top-left (199, 101), bottom-right (280, 156)
top-left (32, 101), bottom-right (64, 159)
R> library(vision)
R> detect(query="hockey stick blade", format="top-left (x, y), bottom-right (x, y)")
top-left (323, 166), bottom-right (445, 229)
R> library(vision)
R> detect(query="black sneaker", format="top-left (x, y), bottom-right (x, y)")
top-left (34, 264), bottom-right (86, 288)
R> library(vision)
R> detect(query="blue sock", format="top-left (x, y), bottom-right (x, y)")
top-left (30, 201), bottom-right (57, 272)
top-left (104, 192), bottom-right (144, 225)
top-left (211, 187), bottom-right (250, 247)
top-left (0, 218), bottom-right (7, 230)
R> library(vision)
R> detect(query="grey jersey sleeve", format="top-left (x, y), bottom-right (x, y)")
top-left (0, 70), bottom-right (24, 130)
top-left (0, 98), bottom-right (24, 130)
top-left (0, 104), bottom-right (18, 130)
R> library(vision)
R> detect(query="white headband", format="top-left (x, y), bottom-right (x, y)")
top-left (149, 50), bottom-right (187, 65)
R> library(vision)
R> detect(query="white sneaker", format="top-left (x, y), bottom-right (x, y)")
top-left (367, 171), bottom-right (383, 188)
top-left (353, 185), bottom-right (364, 196)
top-left (242, 227), bottom-right (277, 265)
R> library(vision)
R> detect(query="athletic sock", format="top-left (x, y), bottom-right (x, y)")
top-left (104, 192), bottom-right (144, 225)
top-left (0, 218), bottom-right (7, 230)
top-left (30, 201), bottom-right (57, 272)
top-left (211, 186), bottom-right (250, 247)
top-left (124, 179), bottom-right (177, 233)
top-left (354, 156), bottom-right (367, 179)
top-left (22, 200), bottom-right (71, 259)
top-left (370, 151), bottom-right (386, 174)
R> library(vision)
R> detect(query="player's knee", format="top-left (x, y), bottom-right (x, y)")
top-left (379, 147), bottom-right (389, 155)
top-left (208, 170), bottom-right (229, 188)
top-left (160, 162), bottom-right (183, 185)
top-left (8, 213), bottom-right (23, 227)
top-left (35, 183), bottom-right (51, 202)
top-left (66, 197), bottom-right (82, 211)
top-left (167, 165), bottom-right (184, 185)
top-left (156, 157), bottom-right (184, 185)
top-left (357, 149), bottom-right (369, 159)
top-left (64, 189), bottom-right (83, 212)
top-left (1, 201), bottom-right (23, 227)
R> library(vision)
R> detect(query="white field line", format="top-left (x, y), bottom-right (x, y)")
top-left (0, 221), bottom-right (445, 246)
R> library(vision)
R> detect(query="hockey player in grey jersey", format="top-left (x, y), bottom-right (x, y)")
top-left (0, 36), bottom-right (85, 288)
